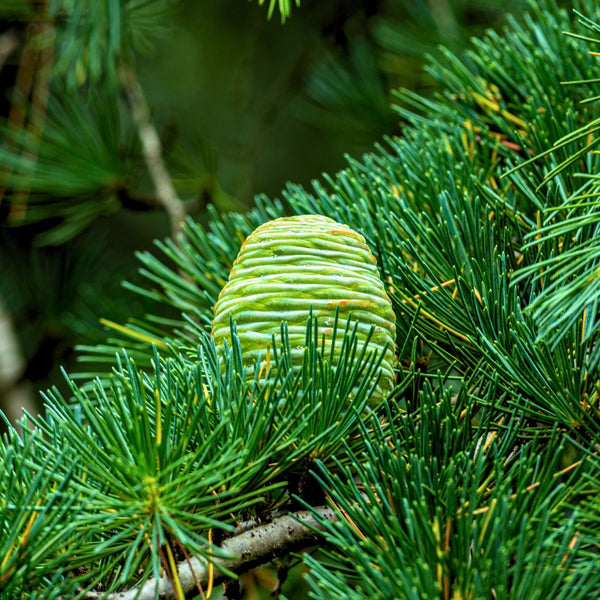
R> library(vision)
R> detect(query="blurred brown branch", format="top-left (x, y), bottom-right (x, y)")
top-left (1, 5), bottom-right (55, 223)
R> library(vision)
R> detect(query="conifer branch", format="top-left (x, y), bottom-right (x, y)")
top-left (120, 65), bottom-right (186, 238)
top-left (82, 506), bottom-right (336, 600)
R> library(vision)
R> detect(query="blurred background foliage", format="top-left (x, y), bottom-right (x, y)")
top-left (0, 0), bottom-right (541, 423)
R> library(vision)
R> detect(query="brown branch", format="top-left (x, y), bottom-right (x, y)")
top-left (1, 6), bottom-right (55, 222)
top-left (82, 505), bottom-right (336, 600)
top-left (5, 24), bottom-right (36, 135)
top-left (0, 21), bottom-right (38, 213)
top-left (9, 18), bottom-right (55, 223)
top-left (120, 65), bottom-right (186, 239)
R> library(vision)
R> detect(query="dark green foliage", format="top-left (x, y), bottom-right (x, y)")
top-left (0, 85), bottom-right (133, 244)
top-left (49, 0), bottom-right (181, 86)
top-left (0, 427), bottom-right (80, 598)
top-left (304, 398), bottom-right (597, 599)
top-left (300, 0), bottom-right (527, 142)
top-left (2, 0), bottom-right (600, 597)
top-left (1, 320), bottom-right (399, 595)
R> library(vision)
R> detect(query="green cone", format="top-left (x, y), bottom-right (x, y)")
top-left (211, 215), bottom-right (396, 403)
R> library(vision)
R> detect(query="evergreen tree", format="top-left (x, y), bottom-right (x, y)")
top-left (1, 1), bottom-right (599, 599)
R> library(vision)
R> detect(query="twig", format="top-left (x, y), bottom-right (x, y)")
top-left (82, 505), bottom-right (336, 600)
top-left (121, 65), bottom-right (186, 238)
